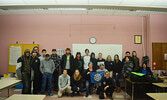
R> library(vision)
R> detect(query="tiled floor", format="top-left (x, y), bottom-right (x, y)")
top-left (0, 88), bottom-right (128, 100)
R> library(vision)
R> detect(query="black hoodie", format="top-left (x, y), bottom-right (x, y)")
top-left (90, 52), bottom-right (97, 71)
top-left (61, 53), bottom-right (74, 70)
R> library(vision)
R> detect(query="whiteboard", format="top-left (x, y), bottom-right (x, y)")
top-left (72, 44), bottom-right (123, 60)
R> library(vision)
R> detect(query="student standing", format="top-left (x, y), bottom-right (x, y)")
top-left (17, 49), bottom-right (31, 94)
top-left (83, 49), bottom-right (91, 73)
top-left (90, 52), bottom-right (97, 71)
top-left (73, 52), bottom-right (83, 74)
top-left (40, 54), bottom-right (55, 96)
top-left (105, 55), bottom-right (114, 78)
top-left (132, 51), bottom-right (140, 72)
top-left (122, 56), bottom-right (133, 78)
top-left (61, 48), bottom-right (74, 76)
top-left (84, 62), bottom-right (95, 97)
top-left (39, 49), bottom-right (47, 62)
top-left (58, 69), bottom-right (71, 98)
top-left (122, 51), bottom-right (133, 65)
top-left (99, 71), bottom-right (115, 99)
top-left (31, 50), bottom-right (41, 94)
top-left (31, 46), bottom-right (41, 57)
top-left (96, 64), bottom-right (108, 94)
top-left (50, 49), bottom-right (61, 91)
top-left (97, 53), bottom-right (105, 69)
top-left (71, 69), bottom-right (84, 97)
top-left (113, 54), bottom-right (122, 93)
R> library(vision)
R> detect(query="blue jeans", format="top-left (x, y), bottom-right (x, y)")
top-left (72, 86), bottom-right (84, 93)
top-left (86, 81), bottom-right (93, 95)
top-left (41, 74), bottom-right (52, 95)
top-left (113, 72), bottom-right (121, 87)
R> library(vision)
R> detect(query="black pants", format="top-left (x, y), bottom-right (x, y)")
top-left (99, 87), bottom-right (115, 99)
top-left (33, 73), bottom-right (42, 94)
top-left (67, 69), bottom-right (72, 77)
top-left (22, 73), bottom-right (31, 94)
top-left (53, 70), bottom-right (59, 90)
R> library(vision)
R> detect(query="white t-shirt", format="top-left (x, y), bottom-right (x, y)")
top-left (83, 55), bottom-right (90, 69)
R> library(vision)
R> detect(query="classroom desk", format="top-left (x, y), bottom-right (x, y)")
top-left (152, 83), bottom-right (167, 88)
top-left (0, 78), bottom-right (21, 97)
top-left (146, 93), bottom-right (167, 100)
top-left (152, 83), bottom-right (167, 92)
top-left (125, 78), bottom-right (151, 100)
top-left (6, 94), bottom-right (46, 100)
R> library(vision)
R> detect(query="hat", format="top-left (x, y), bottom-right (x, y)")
top-left (52, 49), bottom-right (56, 51)
top-left (42, 49), bottom-right (46, 52)
top-left (99, 63), bottom-right (104, 66)
top-left (32, 50), bottom-right (37, 53)
top-left (45, 54), bottom-right (50, 57)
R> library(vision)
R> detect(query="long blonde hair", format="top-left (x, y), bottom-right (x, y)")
top-left (106, 55), bottom-right (112, 61)
top-left (74, 69), bottom-right (82, 81)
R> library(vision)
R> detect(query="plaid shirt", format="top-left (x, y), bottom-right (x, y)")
top-left (50, 54), bottom-right (61, 69)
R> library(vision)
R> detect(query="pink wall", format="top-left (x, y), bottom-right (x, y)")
top-left (148, 14), bottom-right (167, 70)
top-left (0, 15), bottom-right (147, 74)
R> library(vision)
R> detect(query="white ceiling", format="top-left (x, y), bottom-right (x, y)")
top-left (0, 0), bottom-right (167, 16)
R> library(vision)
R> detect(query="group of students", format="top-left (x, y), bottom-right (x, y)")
top-left (17, 46), bottom-right (152, 99)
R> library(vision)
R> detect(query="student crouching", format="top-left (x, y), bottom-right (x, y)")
top-left (71, 69), bottom-right (84, 97)
top-left (58, 69), bottom-right (71, 98)
top-left (99, 71), bottom-right (115, 99)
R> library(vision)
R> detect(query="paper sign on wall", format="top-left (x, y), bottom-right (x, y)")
top-left (9, 46), bottom-right (22, 65)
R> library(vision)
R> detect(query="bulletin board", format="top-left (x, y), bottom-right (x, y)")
top-left (8, 44), bottom-right (39, 73)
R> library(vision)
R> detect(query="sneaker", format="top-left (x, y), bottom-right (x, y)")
top-left (85, 93), bottom-right (88, 97)
top-left (48, 93), bottom-right (53, 96)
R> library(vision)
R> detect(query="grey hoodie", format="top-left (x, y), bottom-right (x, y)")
top-left (40, 58), bottom-right (55, 74)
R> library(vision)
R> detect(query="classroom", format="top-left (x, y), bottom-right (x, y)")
top-left (0, 0), bottom-right (167, 100)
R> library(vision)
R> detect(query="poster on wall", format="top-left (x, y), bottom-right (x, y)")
top-left (134, 35), bottom-right (142, 44)
top-left (9, 46), bottom-right (22, 65)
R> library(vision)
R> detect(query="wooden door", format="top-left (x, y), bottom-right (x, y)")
top-left (152, 43), bottom-right (167, 70)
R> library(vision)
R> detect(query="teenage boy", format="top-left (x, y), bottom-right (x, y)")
top-left (39, 49), bottom-right (47, 62)
top-left (122, 51), bottom-right (133, 66)
top-left (17, 49), bottom-right (31, 94)
top-left (31, 46), bottom-right (41, 57)
top-left (83, 49), bottom-right (91, 73)
top-left (122, 56), bottom-right (133, 78)
top-left (99, 71), bottom-right (115, 99)
top-left (50, 49), bottom-right (61, 91)
top-left (61, 48), bottom-right (74, 76)
top-left (97, 53), bottom-right (105, 70)
top-left (58, 69), bottom-right (71, 98)
top-left (96, 64), bottom-right (108, 94)
top-left (40, 54), bottom-right (55, 96)
top-left (31, 50), bottom-right (41, 94)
